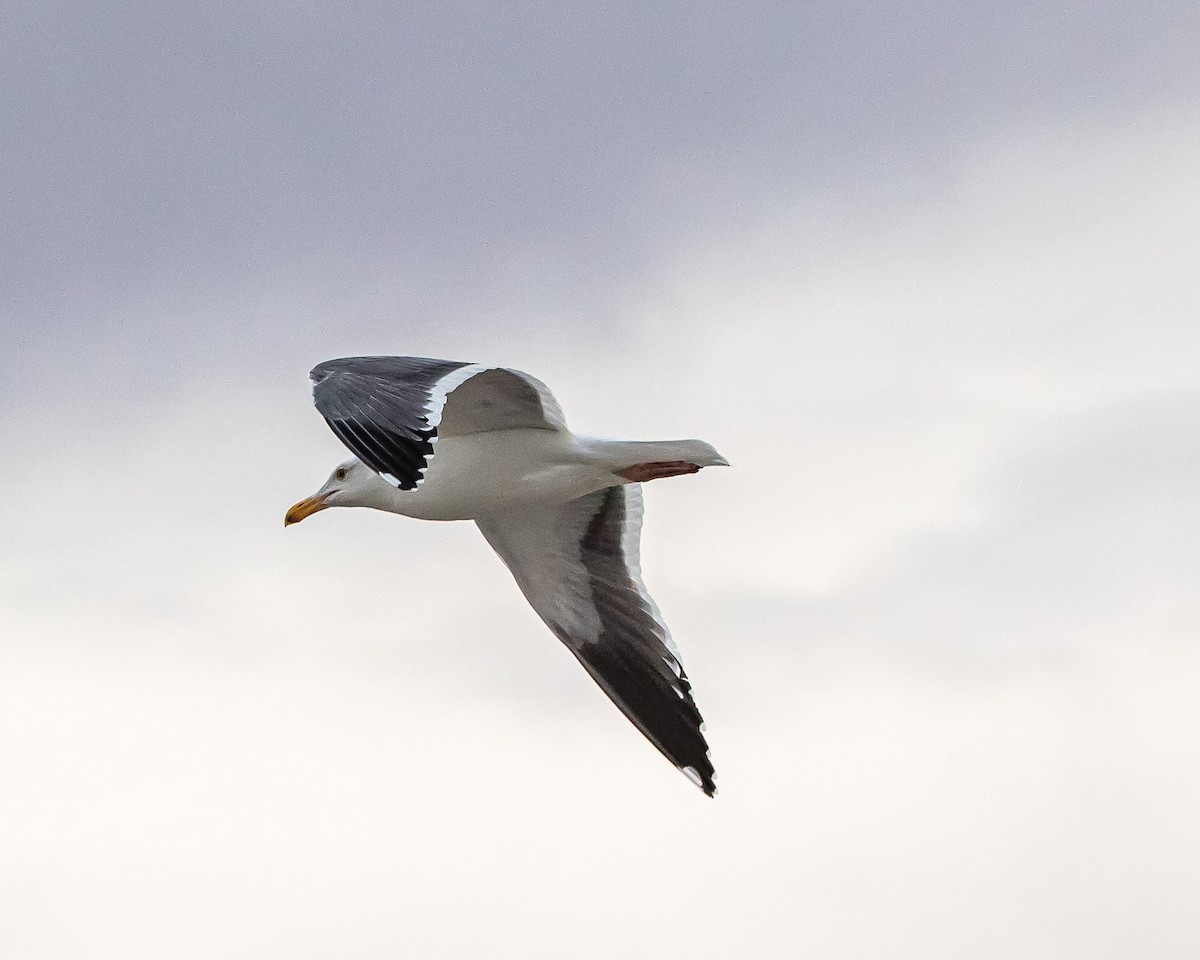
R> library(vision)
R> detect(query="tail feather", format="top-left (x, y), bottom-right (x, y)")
top-left (584, 437), bottom-right (729, 471)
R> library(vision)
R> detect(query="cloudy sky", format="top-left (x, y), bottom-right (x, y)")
top-left (3, 2), bottom-right (1199, 957)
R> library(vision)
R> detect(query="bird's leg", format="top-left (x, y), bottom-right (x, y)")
top-left (617, 461), bottom-right (702, 482)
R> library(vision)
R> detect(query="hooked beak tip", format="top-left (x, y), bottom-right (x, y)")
top-left (284, 493), bottom-right (331, 527)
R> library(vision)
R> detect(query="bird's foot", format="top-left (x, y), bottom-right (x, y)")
top-left (617, 461), bottom-right (702, 482)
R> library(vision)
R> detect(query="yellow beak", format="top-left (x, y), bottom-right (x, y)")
top-left (284, 492), bottom-right (332, 526)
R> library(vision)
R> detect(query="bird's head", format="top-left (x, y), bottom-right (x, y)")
top-left (285, 459), bottom-right (379, 525)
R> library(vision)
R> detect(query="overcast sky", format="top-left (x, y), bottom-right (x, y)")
top-left (3, 3), bottom-right (1199, 958)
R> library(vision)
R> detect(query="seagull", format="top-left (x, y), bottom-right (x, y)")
top-left (285, 356), bottom-right (727, 795)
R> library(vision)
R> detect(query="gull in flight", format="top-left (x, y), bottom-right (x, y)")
top-left (285, 357), bottom-right (727, 794)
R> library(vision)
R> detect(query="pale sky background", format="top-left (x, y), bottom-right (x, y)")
top-left (3, 3), bottom-right (1199, 958)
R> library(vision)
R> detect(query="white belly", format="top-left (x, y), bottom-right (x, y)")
top-left (384, 429), bottom-right (615, 521)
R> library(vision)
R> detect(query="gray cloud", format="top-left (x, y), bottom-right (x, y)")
top-left (4, 1), bottom-right (1198, 395)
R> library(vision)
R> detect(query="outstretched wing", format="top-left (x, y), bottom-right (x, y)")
top-left (476, 484), bottom-right (716, 795)
top-left (310, 356), bottom-right (567, 490)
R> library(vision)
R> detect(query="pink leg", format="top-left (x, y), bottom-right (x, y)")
top-left (617, 461), bottom-right (702, 482)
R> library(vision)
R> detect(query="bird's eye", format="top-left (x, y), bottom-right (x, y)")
top-left (335, 467), bottom-right (348, 482)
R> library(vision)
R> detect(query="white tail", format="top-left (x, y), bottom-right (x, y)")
top-left (580, 436), bottom-right (730, 471)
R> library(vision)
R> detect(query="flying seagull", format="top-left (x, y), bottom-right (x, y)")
top-left (285, 356), bottom-right (727, 795)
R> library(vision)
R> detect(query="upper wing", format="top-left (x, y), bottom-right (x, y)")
top-left (476, 484), bottom-right (716, 795)
top-left (310, 356), bottom-right (567, 490)
top-left (436, 367), bottom-right (567, 436)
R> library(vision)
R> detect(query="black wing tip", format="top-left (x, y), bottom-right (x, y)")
top-left (575, 645), bottom-right (718, 798)
top-left (324, 416), bottom-right (434, 491)
top-left (682, 764), bottom-right (718, 797)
